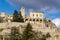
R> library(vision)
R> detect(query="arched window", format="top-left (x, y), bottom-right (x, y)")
top-left (25, 19), bottom-right (28, 21)
top-left (33, 14), bottom-right (34, 17)
top-left (36, 14), bottom-right (38, 17)
top-left (36, 19), bottom-right (39, 21)
top-left (40, 19), bottom-right (42, 23)
top-left (30, 19), bottom-right (32, 21)
top-left (33, 19), bottom-right (35, 21)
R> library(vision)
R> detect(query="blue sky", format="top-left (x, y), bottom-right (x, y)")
top-left (0, 0), bottom-right (60, 27)
top-left (0, 0), bottom-right (20, 14)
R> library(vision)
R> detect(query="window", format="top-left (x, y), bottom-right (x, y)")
top-left (40, 19), bottom-right (42, 21)
top-left (36, 19), bottom-right (39, 21)
top-left (33, 14), bottom-right (34, 16)
top-left (36, 14), bottom-right (38, 17)
top-left (33, 19), bottom-right (35, 21)
top-left (30, 19), bottom-right (32, 21)
top-left (25, 19), bottom-right (28, 21)
top-left (40, 19), bottom-right (42, 23)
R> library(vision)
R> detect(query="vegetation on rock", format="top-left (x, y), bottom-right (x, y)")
top-left (13, 10), bottom-right (24, 22)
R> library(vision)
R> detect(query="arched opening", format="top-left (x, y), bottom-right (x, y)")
top-left (33, 19), bottom-right (35, 21)
top-left (30, 19), bottom-right (32, 21)
top-left (33, 14), bottom-right (34, 17)
top-left (40, 19), bottom-right (42, 23)
top-left (25, 19), bottom-right (28, 21)
top-left (36, 14), bottom-right (38, 17)
top-left (36, 19), bottom-right (39, 21)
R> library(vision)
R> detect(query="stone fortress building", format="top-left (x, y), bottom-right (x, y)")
top-left (0, 7), bottom-right (60, 40)
top-left (21, 7), bottom-right (44, 23)
top-left (0, 12), bottom-right (13, 22)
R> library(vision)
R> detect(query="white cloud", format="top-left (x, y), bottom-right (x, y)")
top-left (40, 7), bottom-right (49, 11)
top-left (52, 18), bottom-right (60, 27)
top-left (6, 0), bottom-right (60, 9)
top-left (6, 0), bottom-right (60, 14)
top-left (40, 6), bottom-right (60, 14)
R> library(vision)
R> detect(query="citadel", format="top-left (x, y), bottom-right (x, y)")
top-left (0, 7), bottom-right (60, 40)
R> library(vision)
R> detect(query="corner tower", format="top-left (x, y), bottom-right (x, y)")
top-left (20, 6), bottom-right (25, 18)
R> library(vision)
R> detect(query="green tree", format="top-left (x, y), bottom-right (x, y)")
top-left (18, 11), bottom-right (24, 22)
top-left (13, 10), bottom-right (19, 22)
top-left (22, 23), bottom-right (35, 40)
top-left (11, 27), bottom-right (21, 40)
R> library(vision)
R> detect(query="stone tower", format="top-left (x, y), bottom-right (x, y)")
top-left (20, 6), bottom-right (25, 18)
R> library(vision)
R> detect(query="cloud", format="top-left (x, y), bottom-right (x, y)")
top-left (6, 0), bottom-right (60, 8)
top-left (52, 18), bottom-right (60, 27)
top-left (6, 0), bottom-right (60, 14)
top-left (40, 6), bottom-right (60, 14)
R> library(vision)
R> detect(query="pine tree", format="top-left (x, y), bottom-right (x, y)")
top-left (22, 23), bottom-right (35, 40)
top-left (18, 11), bottom-right (24, 22)
top-left (13, 10), bottom-right (19, 22)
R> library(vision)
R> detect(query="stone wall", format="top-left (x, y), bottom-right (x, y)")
top-left (0, 22), bottom-right (60, 40)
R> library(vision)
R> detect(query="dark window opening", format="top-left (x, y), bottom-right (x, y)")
top-left (33, 19), bottom-right (35, 21)
top-left (36, 19), bottom-right (39, 21)
top-left (36, 14), bottom-right (38, 17)
top-left (30, 19), bottom-right (32, 21)
top-left (33, 14), bottom-right (34, 16)
top-left (40, 19), bottom-right (42, 21)
top-left (40, 19), bottom-right (42, 23)
top-left (25, 19), bottom-right (28, 21)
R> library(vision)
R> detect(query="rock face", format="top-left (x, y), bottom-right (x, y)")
top-left (0, 19), bottom-right (60, 40)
